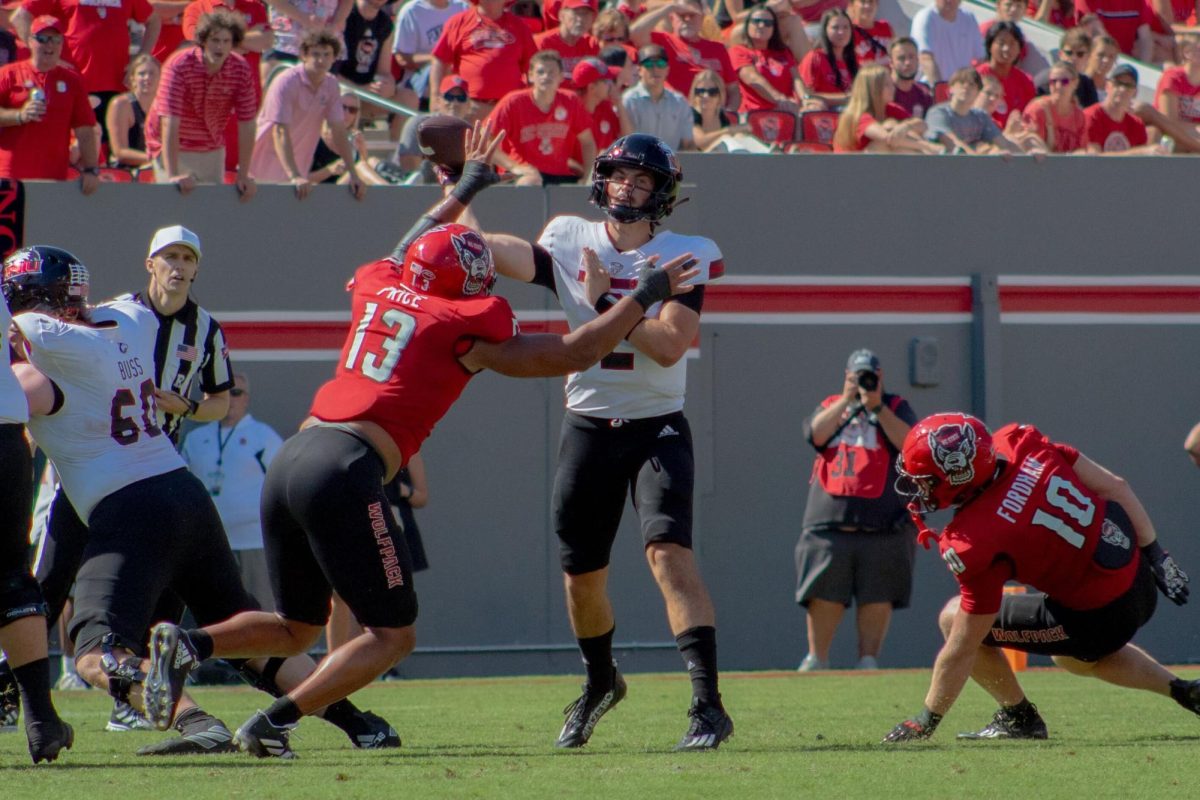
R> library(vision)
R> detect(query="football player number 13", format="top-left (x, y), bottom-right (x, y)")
top-left (345, 302), bottom-right (417, 382)
top-left (1032, 475), bottom-right (1094, 549)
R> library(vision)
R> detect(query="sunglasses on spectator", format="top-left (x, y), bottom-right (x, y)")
top-left (230, 388), bottom-right (247, 397)
top-left (1048, 76), bottom-right (1072, 86)
top-left (693, 87), bottom-right (720, 96)
top-left (748, 17), bottom-right (774, 25)
top-left (640, 58), bottom-right (669, 69)
top-left (1061, 48), bottom-right (1087, 57)
top-left (342, 103), bottom-right (360, 112)
top-left (33, 32), bottom-right (62, 43)
top-left (443, 91), bottom-right (469, 102)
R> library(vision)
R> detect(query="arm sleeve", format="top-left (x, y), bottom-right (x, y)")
top-left (70, 75), bottom-right (97, 128)
top-left (910, 8), bottom-right (932, 52)
top-left (892, 396), bottom-right (918, 426)
top-left (956, 561), bottom-right (1010, 615)
top-left (200, 321), bottom-right (235, 394)
top-left (465, 296), bottom-right (520, 343)
top-left (665, 282), bottom-right (703, 314)
top-left (530, 244), bottom-right (558, 293)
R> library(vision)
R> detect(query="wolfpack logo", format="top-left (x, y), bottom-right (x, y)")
top-left (450, 230), bottom-right (493, 296)
top-left (1100, 518), bottom-right (1130, 550)
top-left (2, 249), bottom-right (41, 280)
top-left (929, 423), bottom-right (977, 486)
top-left (608, 261), bottom-right (625, 275)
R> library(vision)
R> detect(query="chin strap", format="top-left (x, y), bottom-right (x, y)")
top-left (909, 504), bottom-right (941, 550)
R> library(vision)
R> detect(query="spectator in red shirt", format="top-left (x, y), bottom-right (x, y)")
top-left (1156, 32), bottom-right (1200, 128)
top-left (833, 63), bottom-right (942, 151)
top-left (572, 55), bottom-right (630, 158)
top-left (592, 6), bottom-right (632, 53)
top-left (1075, 0), bottom-right (1154, 60)
top-left (13, 0), bottom-right (161, 126)
top-left (1031, 0), bottom-right (1079, 27)
top-left (629, 0), bottom-right (740, 106)
top-left (105, 52), bottom-right (160, 168)
top-left (799, 7), bottom-right (857, 109)
top-left (849, 0), bottom-right (892, 66)
top-left (976, 21), bottom-right (1036, 127)
top-left (145, 8), bottom-right (258, 197)
top-left (0, 15), bottom-right (98, 190)
top-left (488, 49), bottom-right (595, 184)
top-left (535, 0), bottom-right (599, 87)
top-left (889, 37), bottom-right (933, 118)
top-left (1084, 63), bottom-right (1164, 152)
top-left (729, 7), bottom-right (802, 113)
top-left (1022, 61), bottom-right (1087, 151)
top-left (430, 0), bottom-right (538, 121)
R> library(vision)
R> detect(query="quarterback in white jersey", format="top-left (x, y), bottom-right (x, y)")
top-left (477, 134), bottom-right (733, 752)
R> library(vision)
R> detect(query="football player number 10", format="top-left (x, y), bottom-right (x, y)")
top-left (345, 302), bottom-right (417, 382)
top-left (1032, 475), bottom-right (1094, 549)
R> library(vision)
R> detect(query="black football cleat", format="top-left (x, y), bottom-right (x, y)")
top-left (556, 669), bottom-right (627, 748)
top-left (27, 718), bottom-right (73, 764)
top-left (137, 710), bottom-right (238, 755)
top-left (1170, 678), bottom-right (1200, 716)
top-left (234, 710), bottom-right (298, 759)
top-left (143, 623), bottom-right (200, 731)
top-left (675, 697), bottom-right (734, 751)
top-left (957, 705), bottom-right (1049, 740)
top-left (341, 709), bottom-right (401, 749)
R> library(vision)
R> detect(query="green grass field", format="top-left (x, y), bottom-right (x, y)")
top-left (3, 668), bottom-right (1199, 799)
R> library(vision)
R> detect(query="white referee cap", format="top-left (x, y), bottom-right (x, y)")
top-left (148, 225), bottom-right (202, 259)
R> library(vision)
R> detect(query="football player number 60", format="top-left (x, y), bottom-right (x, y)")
top-left (345, 302), bottom-right (417, 382)
top-left (109, 378), bottom-right (163, 445)
top-left (1031, 475), bottom-right (1095, 549)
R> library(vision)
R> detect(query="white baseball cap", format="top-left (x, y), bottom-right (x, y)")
top-left (148, 225), bottom-right (202, 259)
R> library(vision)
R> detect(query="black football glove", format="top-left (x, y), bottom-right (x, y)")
top-left (882, 708), bottom-right (942, 743)
top-left (631, 258), bottom-right (697, 310)
top-left (1143, 541), bottom-right (1190, 605)
top-left (449, 160), bottom-right (500, 204)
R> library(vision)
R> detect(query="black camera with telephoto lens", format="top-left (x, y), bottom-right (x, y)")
top-left (856, 371), bottom-right (879, 392)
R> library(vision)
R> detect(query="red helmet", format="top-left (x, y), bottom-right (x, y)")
top-left (401, 224), bottom-right (496, 299)
top-left (895, 413), bottom-right (997, 514)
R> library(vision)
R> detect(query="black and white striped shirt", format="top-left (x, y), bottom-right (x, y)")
top-left (117, 292), bottom-right (235, 443)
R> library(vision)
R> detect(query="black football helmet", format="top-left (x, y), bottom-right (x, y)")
top-left (589, 134), bottom-right (682, 223)
top-left (2, 246), bottom-right (90, 319)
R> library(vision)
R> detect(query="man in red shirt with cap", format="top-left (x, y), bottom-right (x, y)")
top-left (572, 55), bottom-right (628, 158)
top-left (535, 0), bottom-right (599, 88)
top-left (0, 16), bottom-right (99, 193)
top-left (430, 0), bottom-right (538, 121)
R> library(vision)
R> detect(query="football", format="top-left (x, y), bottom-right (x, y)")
top-left (416, 115), bottom-right (472, 175)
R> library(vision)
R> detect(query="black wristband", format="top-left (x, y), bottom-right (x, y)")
top-left (1141, 540), bottom-right (1166, 560)
top-left (450, 160), bottom-right (498, 205)
top-left (184, 397), bottom-right (200, 417)
top-left (869, 403), bottom-right (884, 415)
top-left (593, 292), bottom-right (618, 313)
top-left (631, 268), bottom-right (673, 310)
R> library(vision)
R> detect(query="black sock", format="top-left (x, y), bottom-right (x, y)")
top-left (185, 629), bottom-right (215, 662)
top-left (264, 696), bottom-right (303, 727)
top-left (675, 626), bottom-right (720, 707)
top-left (578, 627), bottom-right (615, 692)
top-left (1170, 678), bottom-right (1199, 709)
top-left (1004, 697), bottom-right (1036, 719)
top-left (320, 698), bottom-right (360, 728)
top-left (12, 659), bottom-right (55, 723)
top-left (173, 706), bottom-right (209, 731)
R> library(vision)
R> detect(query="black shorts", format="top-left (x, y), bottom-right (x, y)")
top-left (0, 424), bottom-right (33, 575)
top-left (261, 426), bottom-right (418, 629)
top-left (794, 527), bottom-right (915, 609)
top-left (984, 554), bottom-right (1158, 663)
top-left (553, 411), bottom-right (694, 575)
top-left (70, 469), bottom-right (255, 656)
top-left (34, 484), bottom-right (186, 630)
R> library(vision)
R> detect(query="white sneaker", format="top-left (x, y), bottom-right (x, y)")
top-left (797, 654), bottom-right (830, 672)
top-left (855, 655), bottom-right (880, 670)
top-left (55, 671), bottom-right (91, 691)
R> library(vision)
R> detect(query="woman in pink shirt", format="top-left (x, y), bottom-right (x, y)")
top-left (1022, 61), bottom-right (1086, 152)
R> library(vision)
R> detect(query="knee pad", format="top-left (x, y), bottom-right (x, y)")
top-left (99, 632), bottom-right (147, 704)
top-left (0, 572), bottom-right (48, 625)
top-left (236, 656), bottom-right (287, 698)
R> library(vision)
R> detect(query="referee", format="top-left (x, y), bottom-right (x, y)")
top-left (23, 226), bottom-right (234, 734)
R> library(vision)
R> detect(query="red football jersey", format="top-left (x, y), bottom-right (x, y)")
top-left (309, 259), bottom-right (518, 465)
top-left (939, 424), bottom-right (1140, 616)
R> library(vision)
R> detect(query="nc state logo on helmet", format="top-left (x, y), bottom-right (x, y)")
top-left (401, 224), bottom-right (496, 299)
top-left (895, 412), bottom-right (996, 513)
top-left (2, 245), bottom-right (90, 320)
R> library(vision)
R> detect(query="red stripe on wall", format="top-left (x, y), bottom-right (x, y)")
top-left (998, 285), bottom-right (1200, 313)
top-left (703, 284), bottom-right (973, 313)
top-left (221, 321), bottom-right (350, 350)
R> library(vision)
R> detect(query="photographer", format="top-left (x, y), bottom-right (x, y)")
top-left (794, 349), bottom-right (917, 670)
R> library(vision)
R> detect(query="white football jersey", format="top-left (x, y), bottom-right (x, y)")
top-left (16, 300), bottom-right (185, 520)
top-left (538, 216), bottom-right (724, 418)
top-left (0, 293), bottom-right (28, 424)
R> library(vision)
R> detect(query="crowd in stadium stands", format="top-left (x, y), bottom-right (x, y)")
top-left (0, 0), bottom-right (1197, 189)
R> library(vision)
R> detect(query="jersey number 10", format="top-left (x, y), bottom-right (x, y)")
top-left (344, 302), bottom-right (417, 382)
top-left (1031, 475), bottom-right (1095, 549)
